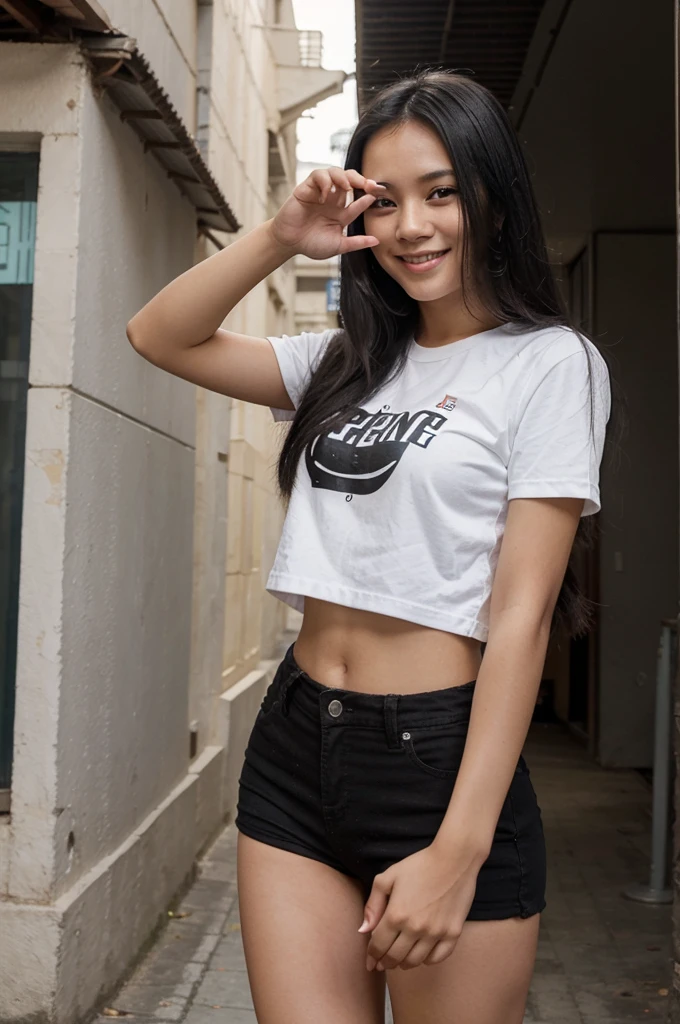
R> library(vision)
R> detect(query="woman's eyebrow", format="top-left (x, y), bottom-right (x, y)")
top-left (374, 169), bottom-right (457, 188)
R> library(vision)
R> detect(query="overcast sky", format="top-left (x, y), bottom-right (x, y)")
top-left (291, 0), bottom-right (358, 166)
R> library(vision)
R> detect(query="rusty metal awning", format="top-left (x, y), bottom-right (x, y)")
top-left (355, 0), bottom-right (546, 112)
top-left (81, 36), bottom-right (240, 234)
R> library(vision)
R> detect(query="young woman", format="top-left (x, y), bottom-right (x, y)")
top-left (128, 71), bottom-right (611, 1024)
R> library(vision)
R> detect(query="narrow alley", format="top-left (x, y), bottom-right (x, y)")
top-left (90, 716), bottom-right (671, 1024)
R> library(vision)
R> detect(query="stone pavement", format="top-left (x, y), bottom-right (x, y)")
top-left (91, 724), bottom-right (672, 1024)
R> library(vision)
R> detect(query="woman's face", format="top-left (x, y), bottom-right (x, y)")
top-left (361, 119), bottom-right (468, 305)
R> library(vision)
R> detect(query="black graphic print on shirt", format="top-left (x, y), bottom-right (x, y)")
top-left (305, 405), bottom-right (447, 496)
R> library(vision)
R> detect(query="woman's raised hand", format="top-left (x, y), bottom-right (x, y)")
top-left (270, 167), bottom-right (385, 260)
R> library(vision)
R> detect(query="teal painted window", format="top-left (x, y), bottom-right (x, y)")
top-left (0, 152), bottom-right (39, 803)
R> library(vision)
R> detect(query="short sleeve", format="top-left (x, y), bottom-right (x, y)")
top-left (507, 342), bottom-right (611, 517)
top-left (267, 329), bottom-right (338, 422)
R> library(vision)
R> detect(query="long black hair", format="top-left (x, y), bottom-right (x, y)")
top-left (275, 69), bottom-right (618, 639)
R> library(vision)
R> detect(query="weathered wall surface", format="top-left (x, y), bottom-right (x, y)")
top-left (0, 3), bottom-right (297, 1019)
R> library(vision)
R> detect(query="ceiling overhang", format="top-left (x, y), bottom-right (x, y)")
top-left (355, 0), bottom-right (546, 112)
top-left (0, 0), bottom-right (110, 36)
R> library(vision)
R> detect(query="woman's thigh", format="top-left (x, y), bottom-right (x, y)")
top-left (386, 913), bottom-right (540, 1024)
top-left (237, 832), bottom-right (387, 1024)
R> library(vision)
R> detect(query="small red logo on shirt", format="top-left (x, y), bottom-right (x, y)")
top-left (436, 394), bottom-right (457, 411)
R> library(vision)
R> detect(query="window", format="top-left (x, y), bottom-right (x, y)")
top-left (0, 152), bottom-right (38, 806)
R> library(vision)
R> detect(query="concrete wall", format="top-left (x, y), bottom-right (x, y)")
top-left (516, 0), bottom-right (675, 263)
top-left (205, 0), bottom-right (295, 693)
top-left (97, 0), bottom-right (198, 131)
top-left (0, 42), bottom-right (206, 1023)
top-left (517, 0), bottom-right (677, 765)
top-left (0, 0), bottom-right (305, 1018)
top-left (596, 233), bottom-right (678, 766)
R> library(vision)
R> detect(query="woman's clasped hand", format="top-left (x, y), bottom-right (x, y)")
top-left (358, 840), bottom-right (482, 971)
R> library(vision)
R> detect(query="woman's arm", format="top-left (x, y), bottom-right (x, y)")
top-left (432, 494), bottom-right (584, 862)
top-left (360, 495), bottom-right (584, 974)
top-left (126, 168), bottom-right (383, 401)
top-left (126, 219), bottom-right (295, 364)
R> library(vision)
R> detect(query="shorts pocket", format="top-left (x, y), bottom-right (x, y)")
top-left (399, 721), bottom-right (467, 779)
top-left (258, 689), bottom-right (282, 720)
top-left (259, 657), bottom-right (294, 716)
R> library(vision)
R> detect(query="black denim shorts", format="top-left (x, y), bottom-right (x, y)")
top-left (235, 642), bottom-right (546, 920)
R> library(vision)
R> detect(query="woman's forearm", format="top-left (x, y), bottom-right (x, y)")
top-left (432, 613), bottom-right (551, 863)
top-left (126, 219), bottom-right (295, 359)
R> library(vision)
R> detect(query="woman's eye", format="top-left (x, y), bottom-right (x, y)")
top-left (368, 188), bottom-right (457, 209)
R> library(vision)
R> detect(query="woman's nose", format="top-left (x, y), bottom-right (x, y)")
top-left (396, 203), bottom-right (434, 241)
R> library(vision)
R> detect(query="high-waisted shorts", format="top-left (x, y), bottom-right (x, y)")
top-left (235, 641), bottom-right (546, 920)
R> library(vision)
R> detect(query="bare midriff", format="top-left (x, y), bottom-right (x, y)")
top-left (292, 597), bottom-right (483, 696)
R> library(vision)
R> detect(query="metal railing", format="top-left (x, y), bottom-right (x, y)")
top-left (623, 618), bottom-right (677, 904)
top-left (298, 30), bottom-right (323, 68)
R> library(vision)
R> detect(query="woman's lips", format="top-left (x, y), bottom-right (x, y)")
top-left (396, 249), bottom-right (450, 273)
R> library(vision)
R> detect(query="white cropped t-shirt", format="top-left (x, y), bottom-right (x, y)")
top-left (265, 323), bottom-right (611, 642)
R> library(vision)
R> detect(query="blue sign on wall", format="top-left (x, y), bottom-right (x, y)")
top-left (0, 201), bottom-right (36, 285)
top-left (326, 277), bottom-right (340, 312)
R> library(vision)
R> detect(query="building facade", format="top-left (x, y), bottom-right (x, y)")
top-left (0, 2), bottom-right (343, 1021)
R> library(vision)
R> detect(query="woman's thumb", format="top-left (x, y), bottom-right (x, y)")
top-left (358, 874), bottom-right (390, 932)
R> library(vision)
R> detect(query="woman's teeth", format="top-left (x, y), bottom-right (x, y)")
top-left (400, 250), bottom-right (448, 264)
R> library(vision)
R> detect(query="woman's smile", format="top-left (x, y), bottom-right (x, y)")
top-left (396, 248), bottom-right (451, 272)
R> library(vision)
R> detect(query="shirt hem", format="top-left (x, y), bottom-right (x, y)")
top-left (265, 573), bottom-right (489, 642)
top-left (507, 480), bottom-right (600, 516)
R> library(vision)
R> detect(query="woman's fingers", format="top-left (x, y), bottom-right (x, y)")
top-left (306, 167), bottom-right (385, 206)
top-left (340, 190), bottom-right (381, 225)
top-left (338, 233), bottom-right (379, 254)
top-left (422, 937), bottom-right (458, 966)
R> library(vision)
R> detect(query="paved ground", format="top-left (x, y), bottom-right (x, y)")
top-left (91, 723), bottom-right (672, 1024)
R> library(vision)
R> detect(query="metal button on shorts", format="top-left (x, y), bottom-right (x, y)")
top-left (328, 699), bottom-right (343, 717)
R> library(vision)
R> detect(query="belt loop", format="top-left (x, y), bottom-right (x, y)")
top-left (384, 694), bottom-right (401, 749)
top-left (280, 667), bottom-right (304, 717)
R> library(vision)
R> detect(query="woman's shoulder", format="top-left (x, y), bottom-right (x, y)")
top-left (267, 326), bottom-right (343, 372)
top-left (506, 323), bottom-right (608, 378)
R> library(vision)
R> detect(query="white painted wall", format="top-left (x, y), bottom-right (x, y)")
top-left (0, 41), bottom-right (206, 1023)
top-left (0, 0), bottom-right (337, 1017)
top-left (98, 0), bottom-right (198, 131)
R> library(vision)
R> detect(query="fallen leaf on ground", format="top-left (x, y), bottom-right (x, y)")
top-left (659, 989), bottom-right (669, 996)
top-left (102, 1010), bottom-right (132, 1018)
top-left (168, 911), bottom-right (191, 918)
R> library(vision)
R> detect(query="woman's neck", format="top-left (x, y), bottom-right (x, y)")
top-left (415, 293), bottom-right (503, 348)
